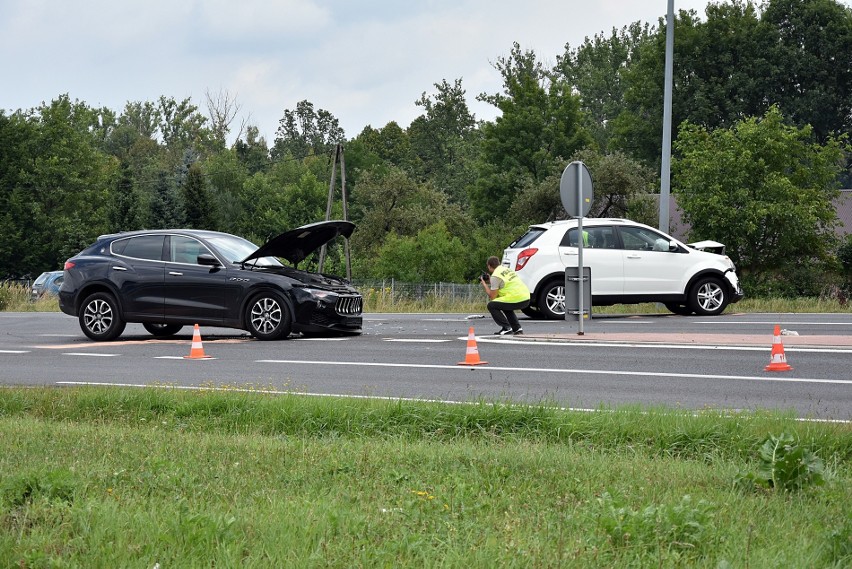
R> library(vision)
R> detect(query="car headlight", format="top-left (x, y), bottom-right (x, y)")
top-left (299, 288), bottom-right (337, 308)
top-left (302, 288), bottom-right (335, 299)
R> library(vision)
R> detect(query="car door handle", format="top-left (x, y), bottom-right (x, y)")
top-left (111, 266), bottom-right (127, 271)
top-left (169, 271), bottom-right (183, 276)
top-left (626, 254), bottom-right (642, 259)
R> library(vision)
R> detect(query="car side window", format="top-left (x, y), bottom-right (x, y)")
top-left (561, 228), bottom-right (590, 247)
top-left (618, 227), bottom-right (669, 251)
top-left (169, 236), bottom-right (213, 264)
top-left (114, 235), bottom-right (165, 261)
top-left (586, 227), bottom-right (616, 249)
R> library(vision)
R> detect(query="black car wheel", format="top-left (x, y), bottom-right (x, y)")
top-left (143, 323), bottom-right (184, 337)
top-left (246, 292), bottom-right (292, 340)
top-left (79, 292), bottom-right (126, 341)
top-left (688, 277), bottom-right (728, 316)
top-left (664, 303), bottom-right (694, 316)
top-left (537, 280), bottom-right (566, 320)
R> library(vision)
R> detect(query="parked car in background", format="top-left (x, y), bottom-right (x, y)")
top-left (59, 221), bottom-right (363, 341)
top-left (501, 218), bottom-right (743, 319)
top-left (31, 271), bottom-right (64, 301)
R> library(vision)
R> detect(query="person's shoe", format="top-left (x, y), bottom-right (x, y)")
top-left (512, 328), bottom-right (523, 335)
top-left (494, 327), bottom-right (512, 335)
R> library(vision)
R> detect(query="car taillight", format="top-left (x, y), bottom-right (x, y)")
top-left (515, 248), bottom-right (537, 271)
top-left (64, 261), bottom-right (75, 270)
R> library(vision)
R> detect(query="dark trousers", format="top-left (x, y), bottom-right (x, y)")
top-left (487, 299), bottom-right (529, 331)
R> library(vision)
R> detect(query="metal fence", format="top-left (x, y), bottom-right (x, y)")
top-left (352, 280), bottom-right (480, 302)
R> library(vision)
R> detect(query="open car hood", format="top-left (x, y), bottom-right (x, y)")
top-left (242, 220), bottom-right (355, 265)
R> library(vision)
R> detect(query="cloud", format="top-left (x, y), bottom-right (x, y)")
top-left (6, 0), bottom-right (847, 143)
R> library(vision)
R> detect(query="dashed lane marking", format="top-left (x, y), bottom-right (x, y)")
top-left (383, 338), bottom-right (453, 343)
top-left (62, 352), bottom-right (121, 357)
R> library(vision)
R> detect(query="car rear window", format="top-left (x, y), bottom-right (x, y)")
top-left (509, 228), bottom-right (546, 248)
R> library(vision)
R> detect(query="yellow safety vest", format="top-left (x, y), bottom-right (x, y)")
top-left (492, 266), bottom-right (530, 303)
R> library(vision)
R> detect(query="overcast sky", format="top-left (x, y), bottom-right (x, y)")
top-left (3, 1), bottom-right (848, 144)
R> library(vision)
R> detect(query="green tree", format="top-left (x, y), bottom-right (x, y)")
top-left (157, 96), bottom-right (210, 153)
top-left (0, 97), bottom-right (117, 278)
top-left (556, 22), bottom-right (652, 152)
top-left (236, 159), bottom-right (327, 244)
top-left (350, 167), bottom-right (473, 263)
top-left (408, 79), bottom-right (480, 203)
top-left (149, 171), bottom-right (185, 229)
top-left (471, 43), bottom-right (591, 221)
top-left (118, 100), bottom-right (160, 139)
top-left (507, 150), bottom-right (657, 228)
top-left (108, 163), bottom-right (146, 232)
top-left (234, 125), bottom-right (270, 175)
top-left (762, 0), bottom-right (852, 143)
top-left (181, 162), bottom-right (218, 229)
top-left (613, 3), bottom-right (774, 166)
top-left (354, 122), bottom-right (414, 171)
top-left (613, 0), bottom-right (852, 169)
top-left (372, 222), bottom-right (469, 282)
top-left (204, 149), bottom-right (249, 234)
top-left (673, 106), bottom-right (846, 292)
top-left (271, 100), bottom-right (345, 160)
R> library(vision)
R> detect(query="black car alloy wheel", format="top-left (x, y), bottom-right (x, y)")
top-left (246, 292), bottom-right (292, 340)
top-left (80, 292), bottom-right (126, 341)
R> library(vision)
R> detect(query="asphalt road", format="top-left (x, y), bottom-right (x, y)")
top-left (1, 311), bottom-right (851, 421)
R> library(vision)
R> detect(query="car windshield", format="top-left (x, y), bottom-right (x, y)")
top-left (33, 273), bottom-right (49, 285)
top-left (206, 234), bottom-right (283, 267)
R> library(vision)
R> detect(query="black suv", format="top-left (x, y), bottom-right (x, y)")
top-left (59, 221), bottom-right (363, 341)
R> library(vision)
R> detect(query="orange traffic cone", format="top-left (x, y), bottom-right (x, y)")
top-left (184, 324), bottom-right (213, 359)
top-left (458, 327), bottom-right (487, 366)
top-left (764, 325), bottom-right (792, 372)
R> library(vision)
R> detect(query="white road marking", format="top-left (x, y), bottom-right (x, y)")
top-left (473, 337), bottom-right (852, 354)
top-left (53, 380), bottom-right (851, 424)
top-left (696, 320), bottom-right (852, 326)
top-left (0, 350), bottom-right (29, 354)
top-left (383, 338), bottom-right (452, 343)
top-left (255, 359), bottom-right (852, 386)
top-left (63, 352), bottom-right (121, 357)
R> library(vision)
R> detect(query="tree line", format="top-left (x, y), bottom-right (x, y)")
top-left (2, 0), bottom-right (851, 297)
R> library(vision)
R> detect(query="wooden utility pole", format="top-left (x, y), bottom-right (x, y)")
top-left (318, 143), bottom-right (351, 279)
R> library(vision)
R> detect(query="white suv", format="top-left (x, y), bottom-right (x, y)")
top-left (501, 218), bottom-right (744, 319)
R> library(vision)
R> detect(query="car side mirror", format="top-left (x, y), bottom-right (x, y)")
top-left (197, 254), bottom-right (221, 267)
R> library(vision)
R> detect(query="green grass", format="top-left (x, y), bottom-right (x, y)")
top-left (1, 387), bottom-right (850, 567)
top-left (3, 280), bottom-right (851, 314)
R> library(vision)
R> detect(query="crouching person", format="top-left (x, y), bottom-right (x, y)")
top-left (480, 256), bottom-right (530, 335)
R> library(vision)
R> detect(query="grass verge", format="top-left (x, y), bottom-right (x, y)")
top-left (3, 280), bottom-right (852, 314)
top-left (1, 387), bottom-right (850, 567)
